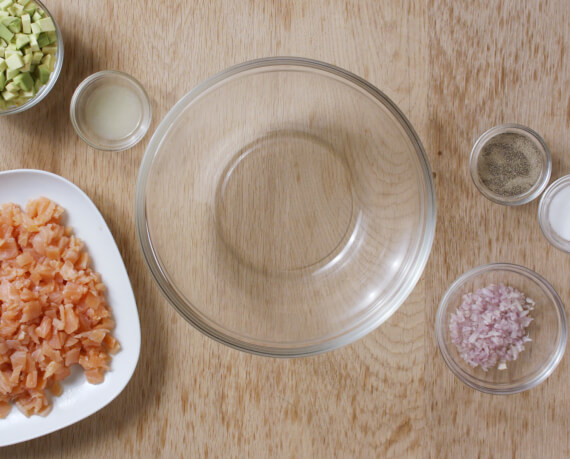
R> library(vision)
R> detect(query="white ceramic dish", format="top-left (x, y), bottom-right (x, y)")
top-left (0, 169), bottom-right (140, 447)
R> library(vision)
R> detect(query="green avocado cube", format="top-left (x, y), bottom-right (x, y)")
top-left (0, 22), bottom-right (13, 41)
top-left (36, 31), bottom-right (48, 47)
top-left (21, 12), bottom-right (30, 33)
top-left (15, 32), bottom-right (29, 49)
top-left (30, 50), bottom-right (41, 64)
top-left (4, 80), bottom-right (17, 91)
top-left (1, 16), bottom-right (15, 25)
top-left (41, 44), bottom-right (56, 55)
top-left (0, 0), bottom-right (13, 10)
top-left (4, 48), bottom-right (20, 58)
top-left (18, 50), bottom-right (30, 71)
top-left (37, 64), bottom-right (48, 83)
top-left (2, 89), bottom-right (18, 101)
top-left (40, 52), bottom-right (50, 66)
top-left (6, 66), bottom-right (18, 79)
top-left (0, 71), bottom-right (5, 90)
top-left (46, 30), bottom-right (56, 44)
top-left (7, 17), bottom-right (20, 34)
top-left (0, 11), bottom-right (7, 18)
top-left (17, 0), bottom-right (30, 6)
top-left (37, 17), bottom-right (54, 32)
top-left (5, 52), bottom-right (22, 69)
top-left (0, 57), bottom-right (5, 72)
top-left (13, 70), bottom-right (32, 90)
top-left (11, 3), bottom-right (22, 15)
top-left (30, 21), bottom-right (39, 35)
top-left (31, 10), bottom-right (41, 22)
top-left (0, 47), bottom-right (3, 58)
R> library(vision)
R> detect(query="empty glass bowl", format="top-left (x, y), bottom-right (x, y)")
top-left (436, 263), bottom-right (567, 394)
top-left (136, 57), bottom-right (436, 356)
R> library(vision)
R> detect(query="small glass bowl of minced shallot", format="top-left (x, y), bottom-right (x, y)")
top-left (436, 263), bottom-right (567, 394)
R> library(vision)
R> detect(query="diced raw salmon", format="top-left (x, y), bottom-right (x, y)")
top-left (35, 316), bottom-right (52, 339)
top-left (84, 368), bottom-right (104, 384)
top-left (21, 300), bottom-right (42, 322)
top-left (0, 199), bottom-right (118, 417)
top-left (0, 401), bottom-right (11, 419)
top-left (64, 347), bottom-right (80, 366)
top-left (25, 371), bottom-right (37, 389)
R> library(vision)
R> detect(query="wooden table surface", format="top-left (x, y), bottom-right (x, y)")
top-left (1, 0), bottom-right (569, 457)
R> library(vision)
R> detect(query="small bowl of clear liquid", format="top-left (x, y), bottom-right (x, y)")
top-left (70, 70), bottom-right (152, 151)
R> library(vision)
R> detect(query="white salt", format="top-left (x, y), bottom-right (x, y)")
top-left (548, 184), bottom-right (570, 241)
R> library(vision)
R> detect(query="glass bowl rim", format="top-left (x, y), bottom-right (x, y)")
top-left (135, 56), bottom-right (437, 357)
top-left (0, 0), bottom-right (64, 116)
top-left (435, 262), bottom-right (567, 394)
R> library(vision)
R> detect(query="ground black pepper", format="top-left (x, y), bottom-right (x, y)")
top-left (476, 133), bottom-right (542, 197)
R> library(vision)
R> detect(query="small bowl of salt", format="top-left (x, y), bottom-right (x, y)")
top-left (469, 124), bottom-right (551, 206)
top-left (538, 175), bottom-right (570, 253)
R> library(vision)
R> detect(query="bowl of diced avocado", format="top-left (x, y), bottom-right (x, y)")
top-left (0, 0), bottom-right (63, 115)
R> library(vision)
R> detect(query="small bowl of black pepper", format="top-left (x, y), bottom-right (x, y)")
top-left (469, 124), bottom-right (551, 206)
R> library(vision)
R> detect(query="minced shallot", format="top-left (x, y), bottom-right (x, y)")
top-left (449, 283), bottom-right (534, 371)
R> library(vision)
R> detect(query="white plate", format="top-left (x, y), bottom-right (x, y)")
top-left (0, 169), bottom-right (141, 446)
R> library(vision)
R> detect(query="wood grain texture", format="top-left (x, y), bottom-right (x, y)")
top-left (0, 0), bottom-right (567, 457)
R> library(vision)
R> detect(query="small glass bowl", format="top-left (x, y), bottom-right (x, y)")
top-left (436, 263), bottom-right (567, 394)
top-left (469, 124), bottom-right (551, 206)
top-left (538, 175), bottom-right (570, 253)
top-left (0, 0), bottom-right (64, 116)
top-left (70, 70), bottom-right (152, 151)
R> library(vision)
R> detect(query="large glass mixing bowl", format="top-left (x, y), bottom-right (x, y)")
top-left (136, 57), bottom-right (436, 357)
